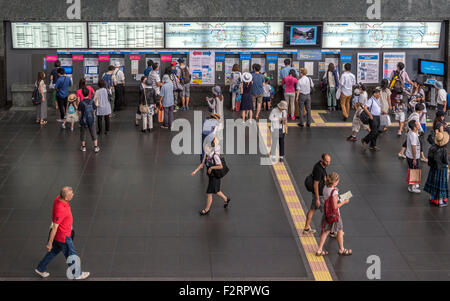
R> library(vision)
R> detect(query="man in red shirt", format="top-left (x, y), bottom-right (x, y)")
top-left (35, 187), bottom-right (90, 279)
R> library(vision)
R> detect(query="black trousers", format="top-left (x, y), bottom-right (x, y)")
top-left (56, 96), bottom-right (67, 119)
top-left (363, 115), bottom-right (380, 147)
top-left (114, 84), bottom-right (124, 110)
top-left (279, 132), bottom-right (285, 157)
top-left (97, 115), bottom-right (110, 133)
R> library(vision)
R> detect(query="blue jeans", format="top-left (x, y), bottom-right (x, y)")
top-left (36, 237), bottom-right (78, 273)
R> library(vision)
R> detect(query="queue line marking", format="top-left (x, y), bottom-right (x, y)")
top-left (258, 122), bottom-right (333, 281)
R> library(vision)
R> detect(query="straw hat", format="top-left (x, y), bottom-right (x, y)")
top-left (435, 132), bottom-right (449, 147)
top-left (114, 62), bottom-right (121, 68)
top-left (68, 94), bottom-right (77, 102)
top-left (277, 101), bottom-right (288, 111)
top-left (210, 113), bottom-right (221, 120)
top-left (242, 72), bottom-right (253, 83)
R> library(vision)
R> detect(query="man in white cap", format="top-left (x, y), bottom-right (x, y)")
top-left (269, 101), bottom-right (288, 163)
top-left (434, 81), bottom-right (447, 113)
top-left (113, 61), bottom-right (126, 111)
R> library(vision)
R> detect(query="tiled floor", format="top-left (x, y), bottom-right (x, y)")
top-left (0, 108), bottom-right (309, 280)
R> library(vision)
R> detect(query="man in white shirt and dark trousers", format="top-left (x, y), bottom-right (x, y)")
top-left (339, 63), bottom-right (357, 121)
top-left (296, 68), bottom-right (314, 128)
top-left (269, 101), bottom-right (288, 163)
top-left (113, 62), bottom-right (126, 111)
top-left (361, 89), bottom-right (382, 151)
top-left (434, 81), bottom-right (447, 113)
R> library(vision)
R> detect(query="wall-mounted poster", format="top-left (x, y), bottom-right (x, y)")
top-left (290, 26), bottom-right (318, 46)
top-left (84, 57), bottom-right (99, 84)
top-left (88, 22), bottom-right (164, 48)
top-left (189, 50), bottom-right (215, 85)
top-left (166, 22), bottom-right (283, 48)
top-left (383, 52), bottom-right (406, 80)
top-left (12, 22), bottom-right (87, 49)
top-left (323, 22), bottom-right (441, 49)
top-left (357, 53), bottom-right (380, 84)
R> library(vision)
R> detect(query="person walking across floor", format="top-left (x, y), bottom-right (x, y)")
top-left (269, 101), bottom-right (288, 163)
top-left (94, 80), bottom-right (112, 135)
top-left (347, 84), bottom-right (369, 141)
top-left (315, 172), bottom-right (352, 257)
top-left (78, 88), bottom-right (100, 153)
top-left (240, 72), bottom-right (254, 123)
top-left (54, 68), bottom-right (72, 122)
top-left (303, 154), bottom-right (331, 235)
top-left (378, 79), bottom-right (392, 132)
top-left (35, 72), bottom-right (48, 125)
top-left (201, 113), bottom-right (221, 162)
top-left (282, 69), bottom-right (299, 120)
top-left (361, 89), bottom-right (382, 151)
top-left (160, 74), bottom-right (175, 130)
top-left (191, 138), bottom-right (231, 216)
top-left (35, 187), bottom-right (90, 280)
top-left (323, 63), bottom-right (340, 111)
top-left (113, 62), bottom-right (125, 111)
top-left (424, 131), bottom-right (449, 207)
top-left (339, 63), bottom-right (356, 121)
top-left (406, 120), bottom-right (422, 194)
top-left (296, 68), bottom-right (314, 128)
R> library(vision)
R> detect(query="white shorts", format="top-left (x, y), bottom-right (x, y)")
top-left (395, 112), bottom-right (405, 122)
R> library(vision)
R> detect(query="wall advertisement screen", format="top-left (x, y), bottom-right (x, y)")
top-left (12, 22), bottom-right (87, 49)
top-left (323, 22), bottom-right (441, 49)
top-left (166, 22), bottom-right (284, 49)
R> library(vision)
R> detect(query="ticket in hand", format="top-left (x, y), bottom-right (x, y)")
top-left (340, 191), bottom-right (353, 201)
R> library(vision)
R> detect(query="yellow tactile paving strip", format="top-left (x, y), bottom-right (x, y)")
top-left (258, 122), bottom-right (333, 281)
top-left (284, 110), bottom-right (433, 128)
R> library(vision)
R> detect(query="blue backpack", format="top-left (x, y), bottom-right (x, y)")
top-left (82, 99), bottom-right (95, 127)
top-left (446, 92), bottom-right (450, 109)
top-left (102, 73), bottom-right (113, 90)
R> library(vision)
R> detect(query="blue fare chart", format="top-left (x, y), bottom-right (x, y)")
top-left (323, 22), bottom-right (441, 49)
top-left (166, 22), bottom-right (284, 49)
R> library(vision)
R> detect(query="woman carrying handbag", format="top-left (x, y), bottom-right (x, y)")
top-left (139, 76), bottom-right (155, 133)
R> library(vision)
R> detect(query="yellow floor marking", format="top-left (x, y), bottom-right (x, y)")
top-left (258, 122), bottom-right (333, 281)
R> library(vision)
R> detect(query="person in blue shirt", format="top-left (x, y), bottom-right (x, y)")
top-left (280, 59), bottom-right (294, 94)
top-left (54, 68), bottom-right (73, 122)
top-left (251, 64), bottom-right (265, 120)
top-left (144, 60), bottom-right (154, 77)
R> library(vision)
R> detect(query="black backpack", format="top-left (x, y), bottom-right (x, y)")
top-left (32, 82), bottom-right (42, 105)
top-left (304, 174), bottom-right (314, 192)
top-left (182, 67), bottom-right (191, 85)
top-left (427, 131), bottom-right (436, 145)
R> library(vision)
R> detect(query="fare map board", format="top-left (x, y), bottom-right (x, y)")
top-left (12, 22), bottom-right (87, 49)
top-left (323, 22), bottom-right (441, 49)
top-left (166, 22), bottom-right (283, 49)
top-left (89, 22), bottom-right (164, 48)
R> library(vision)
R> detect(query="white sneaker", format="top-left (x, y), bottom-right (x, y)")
top-left (61, 123), bottom-right (66, 129)
top-left (35, 269), bottom-right (50, 278)
top-left (74, 271), bottom-right (90, 280)
top-left (94, 146), bottom-right (100, 153)
top-left (412, 187), bottom-right (421, 194)
top-left (80, 146), bottom-right (87, 152)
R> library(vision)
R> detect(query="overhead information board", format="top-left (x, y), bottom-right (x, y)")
top-left (12, 22), bottom-right (87, 49)
top-left (89, 22), bottom-right (164, 49)
top-left (323, 22), bottom-right (441, 49)
top-left (166, 22), bottom-right (284, 48)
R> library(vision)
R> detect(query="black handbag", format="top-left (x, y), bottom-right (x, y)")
top-left (212, 156), bottom-right (229, 179)
top-left (360, 102), bottom-right (373, 125)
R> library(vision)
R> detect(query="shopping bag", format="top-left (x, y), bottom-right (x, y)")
top-left (406, 169), bottom-right (421, 185)
top-left (380, 114), bottom-right (391, 127)
top-left (235, 100), bottom-right (241, 111)
top-left (158, 104), bottom-right (164, 123)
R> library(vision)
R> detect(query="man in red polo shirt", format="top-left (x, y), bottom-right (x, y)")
top-left (35, 187), bottom-right (90, 280)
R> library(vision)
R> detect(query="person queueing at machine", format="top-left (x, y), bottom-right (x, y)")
top-left (77, 88), bottom-right (100, 153)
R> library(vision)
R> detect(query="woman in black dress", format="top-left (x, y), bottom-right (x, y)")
top-left (240, 72), bottom-right (254, 123)
top-left (191, 138), bottom-right (231, 216)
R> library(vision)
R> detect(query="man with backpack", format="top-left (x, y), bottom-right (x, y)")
top-left (303, 153), bottom-right (331, 235)
top-left (390, 62), bottom-right (413, 90)
top-left (102, 65), bottom-right (116, 114)
top-left (177, 58), bottom-right (192, 111)
top-left (77, 88), bottom-right (100, 153)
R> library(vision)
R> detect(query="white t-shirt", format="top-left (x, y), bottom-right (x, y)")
top-left (408, 112), bottom-right (423, 133)
top-left (323, 186), bottom-right (340, 214)
top-left (340, 72), bottom-right (356, 97)
top-left (419, 103), bottom-right (427, 124)
top-left (406, 131), bottom-right (421, 159)
top-left (437, 89), bottom-right (448, 105)
top-left (297, 76), bottom-right (314, 95)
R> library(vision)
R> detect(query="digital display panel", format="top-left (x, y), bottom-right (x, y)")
top-left (12, 22), bottom-right (87, 49)
top-left (166, 22), bottom-right (284, 48)
top-left (89, 22), bottom-right (164, 48)
top-left (419, 59), bottom-right (446, 76)
top-left (290, 26), bottom-right (318, 45)
top-left (323, 22), bottom-right (441, 48)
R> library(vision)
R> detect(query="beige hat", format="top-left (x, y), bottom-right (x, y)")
top-left (435, 132), bottom-right (449, 147)
top-left (68, 94), bottom-right (77, 102)
top-left (277, 101), bottom-right (288, 111)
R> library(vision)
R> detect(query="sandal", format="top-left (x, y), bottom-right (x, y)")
top-left (315, 250), bottom-right (329, 257)
top-left (338, 249), bottom-right (353, 256)
top-left (40, 121), bottom-right (48, 125)
top-left (224, 198), bottom-right (231, 209)
top-left (199, 209), bottom-right (210, 216)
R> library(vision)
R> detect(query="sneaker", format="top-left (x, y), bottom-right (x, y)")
top-left (186, 106), bottom-right (190, 111)
top-left (80, 146), bottom-right (86, 152)
top-left (439, 201), bottom-right (448, 208)
top-left (61, 123), bottom-right (66, 129)
top-left (421, 158), bottom-right (428, 163)
top-left (70, 128), bottom-right (74, 132)
top-left (35, 269), bottom-right (50, 278)
top-left (74, 271), bottom-right (90, 280)
top-left (303, 228), bottom-right (317, 235)
top-left (94, 146), bottom-right (100, 153)
top-left (271, 156), bottom-right (277, 162)
top-left (347, 135), bottom-right (356, 141)
top-left (410, 187), bottom-right (421, 194)
top-left (279, 156), bottom-right (284, 162)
